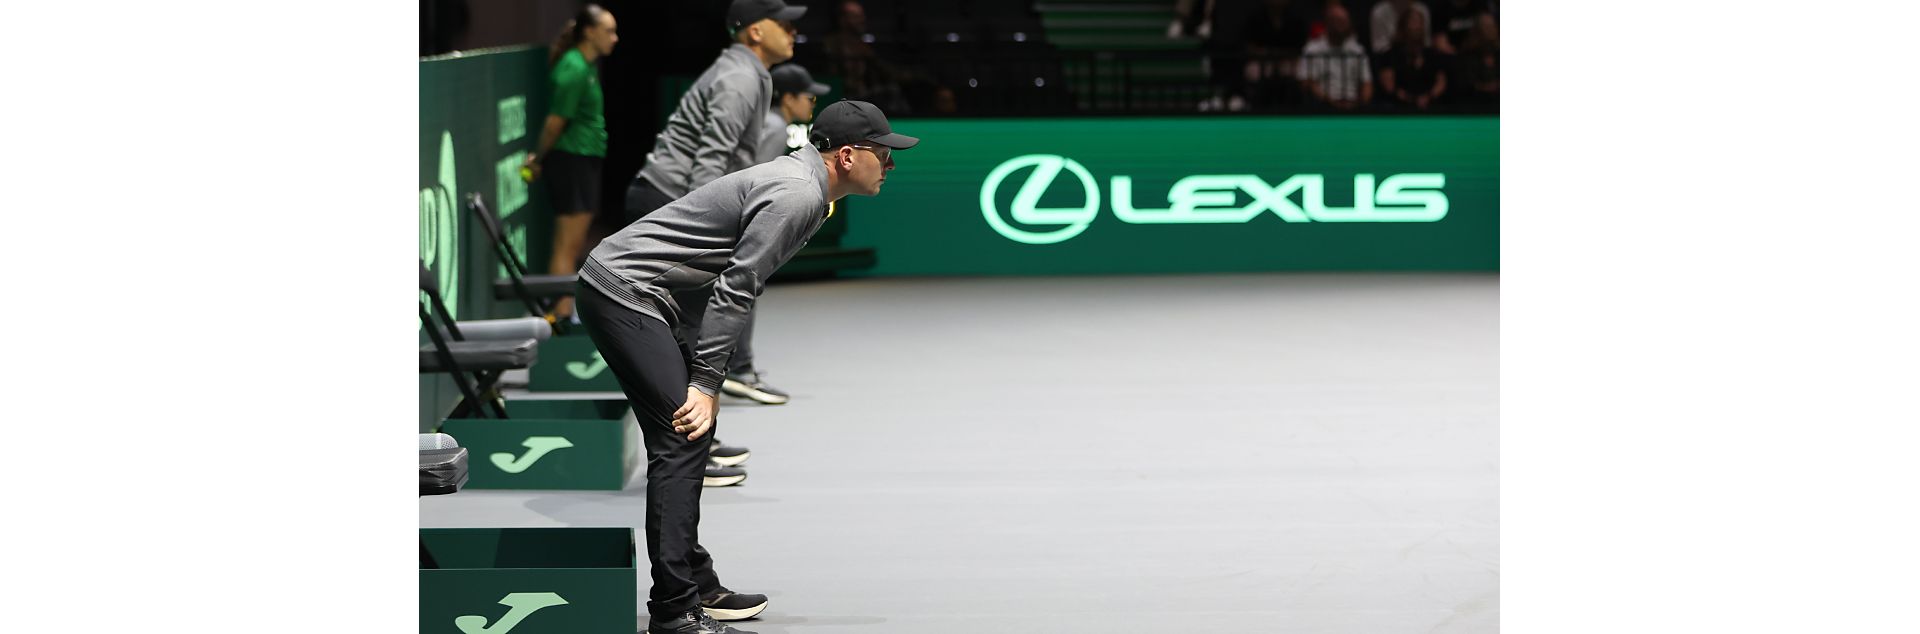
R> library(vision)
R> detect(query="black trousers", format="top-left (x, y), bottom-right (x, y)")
top-left (575, 280), bottom-right (728, 617)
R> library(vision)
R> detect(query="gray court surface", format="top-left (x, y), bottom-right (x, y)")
top-left (421, 273), bottom-right (1499, 633)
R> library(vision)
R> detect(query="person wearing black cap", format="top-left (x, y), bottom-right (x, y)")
top-left (575, 100), bottom-right (916, 634)
top-left (589, 0), bottom-right (811, 486)
top-left (678, 63), bottom-right (833, 407)
top-left (756, 63), bottom-right (831, 165)
top-left (624, 0), bottom-right (807, 214)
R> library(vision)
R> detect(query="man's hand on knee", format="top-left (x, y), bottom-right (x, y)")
top-left (672, 387), bottom-right (719, 440)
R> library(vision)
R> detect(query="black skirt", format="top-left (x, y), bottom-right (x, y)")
top-left (542, 150), bottom-right (603, 214)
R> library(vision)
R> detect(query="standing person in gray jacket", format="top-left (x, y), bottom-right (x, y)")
top-left (686, 63), bottom-right (832, 406)
top-left (600, 0), bottom-right (808, 478)
top-left (625, 0), bottom-right (803, 217)
top-left (576, 100), bottom-right (917, 634)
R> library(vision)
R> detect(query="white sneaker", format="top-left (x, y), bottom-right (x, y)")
top-left (703, 461), bottom-right (746, 487)
top-left (720, 371), bottom-right (791, 405)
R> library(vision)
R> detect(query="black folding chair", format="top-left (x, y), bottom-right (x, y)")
top-left (467, 193), bottom-right (578, 332)
top-left (419, 260), bottom-right (540, 419)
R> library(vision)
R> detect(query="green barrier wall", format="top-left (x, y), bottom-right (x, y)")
top-left (420, 46), bottom-right (552, 430)
top-left (420, 45), bottom-right (552, 320)
top-left (420, 528), bottom-right (638, 634)
top-left (840, 116), bottom-right (1498, 275)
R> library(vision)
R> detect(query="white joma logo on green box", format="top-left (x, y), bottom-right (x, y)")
top-left (566, 351), bottom-right (608, 379)
top-left (490, 437), bottom-right (574, 474)
top-left (455, 592), bottom-right (568, 634)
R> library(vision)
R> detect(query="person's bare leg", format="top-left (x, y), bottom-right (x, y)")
top-left (548, 211), bottom-right (595, 318)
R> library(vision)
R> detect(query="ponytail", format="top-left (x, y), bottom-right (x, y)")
top-left (549, 4), bottom-right (608, 67)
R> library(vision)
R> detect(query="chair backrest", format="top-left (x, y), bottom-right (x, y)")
top-left (419, 260), bottom-right (493, 418)
top-left (418, 260), bottom-right (464, 342)
top-left (419, 260), bottom-right (441, 295)
top-left (465, 193), bottom-right (509, 255)
top-left (466, 193), bottom-right (547, 318)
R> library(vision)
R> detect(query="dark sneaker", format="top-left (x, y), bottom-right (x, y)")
top-left (647, 610), bottom-right (757, 634)
top-left (703, 461), bottom-right (746, 487)
top-left (700, 591), bottom-right (769, 621)
top-left (721, 371), bottom-right (791, 405)
top-left (709, 439), bottom-right (751, 467)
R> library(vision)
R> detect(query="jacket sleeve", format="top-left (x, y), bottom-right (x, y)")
top-left (685, 181), bottom-right (817, 395)
top-left (688, 74), bottom-right (760, 187)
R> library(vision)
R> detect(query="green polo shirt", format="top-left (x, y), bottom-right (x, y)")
top-left (549, 48), bottom-right (607, 157)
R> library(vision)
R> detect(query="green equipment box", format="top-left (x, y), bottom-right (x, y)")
top-left (420, 527), bottom-right (637, 633)
top-left (438, 416), bottom-right (639, 490)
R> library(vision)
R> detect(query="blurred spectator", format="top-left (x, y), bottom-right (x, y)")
top-left (1300, 0), bottom-right (1324, 41)
top-left (1429, 0), bottom-right (1487, 54)
top-left (1304, 1), bottom-right (1362, 47)
top-left (1241, 0), bottom-right (1311, 107)
top-left (1168, 0), bottom-right (1211, 39)
top-left (821, 1), bottom-right (912, 114)
top-left (1451, 12), bottom-right (1497, 105)
top-left (1378, 7), bottom-right (1446, 110)
top-left (1368, 0), bottom-right (1430, 54)
top-left (1197, 0), bottom-right (1262, 111)
top-left (1300, 5), bottom-right (1371, 110)
top-left (932, 86), bottom-right (959, 114)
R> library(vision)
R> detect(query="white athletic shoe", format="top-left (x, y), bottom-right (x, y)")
top-left (720, 371), bottom-right (790, 405)
top-left (709, 440), bottom-right (751, 467)
top-left (703, 461), bottom-right (746, 487)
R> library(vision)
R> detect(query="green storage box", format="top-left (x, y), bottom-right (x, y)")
top-left (505, 398), bottom-right (630, 420)
top-left (420, 528), bottom-right (637, 633)
top-left (438, 417), bottom-right (639, 490)
top-left (527, 333), bottom-right (622, 393)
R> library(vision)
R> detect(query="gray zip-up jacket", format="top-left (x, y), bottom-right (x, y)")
top-left (582, 144), bottom-right (831, 396)
top-left (636, 44), bottom-right (773, 198)
top-left (756, 107), bottom-right (792, 164)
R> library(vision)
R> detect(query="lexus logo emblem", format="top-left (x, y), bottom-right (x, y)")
top-left (979, 154), bottom-right (1100, 245)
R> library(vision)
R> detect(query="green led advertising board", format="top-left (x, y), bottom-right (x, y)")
top-left (840, 116), bottom-right (1497, 275)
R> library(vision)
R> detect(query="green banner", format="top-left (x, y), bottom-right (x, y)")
top-left (420, 528), bottom-right (637, 634)
top-left (421, 46), bottom-right (555, 431)
top-left (841, 116), bottom-right (1498, 275)
top-left (420, 45), bottom-right (556, 320)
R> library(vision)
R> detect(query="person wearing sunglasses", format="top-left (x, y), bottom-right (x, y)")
top-left (621, 0), bottom-right (805, 224)
top-left (666, 62), bottom-right (834, 410)
top-left (576, 100), bottom-right (916, 634)
top-left (592, 0), bottom-right (809, 495)
top-left (757, 63), bottom-right (831, 168)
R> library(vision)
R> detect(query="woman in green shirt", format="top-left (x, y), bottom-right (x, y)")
top-left (524, 4), bottom-right (617, 320)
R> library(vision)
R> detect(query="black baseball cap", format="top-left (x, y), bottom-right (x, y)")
top-left (728, 0), bottom-right (806, 33)
top-left (771, 64), bottom-right (831, 97)
top-left (810, 100), bottom-right (919, 150)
